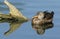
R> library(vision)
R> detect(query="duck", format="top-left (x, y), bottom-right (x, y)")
top-left (32, 11), bottom-right (54, 25)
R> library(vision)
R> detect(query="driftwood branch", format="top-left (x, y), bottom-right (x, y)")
top-left (0, 14), bottom-right (13, 23)
top-left (0, 14), bottom-right (28, 23)
top-left (0, 0), bottom-right (28, 36)
top-left (0, 14), bottom-right (12, 19)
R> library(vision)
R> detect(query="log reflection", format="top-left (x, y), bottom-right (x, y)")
top-left (0, 19), bottom-right (27, 36)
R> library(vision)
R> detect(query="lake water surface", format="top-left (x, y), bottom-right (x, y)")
top-left (0, 0), bottom-right (60, 39)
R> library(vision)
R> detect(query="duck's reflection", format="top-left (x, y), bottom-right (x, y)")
top-left (32, 22), bottom-right (54, 35)
top-left (0, 19), bottom-right (27, 35)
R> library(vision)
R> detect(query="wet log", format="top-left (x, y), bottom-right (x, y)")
top-left (0, 14), bottom-right (12, 19)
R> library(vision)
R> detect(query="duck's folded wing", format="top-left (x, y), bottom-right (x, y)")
top-left (4, 0), bottom-right (27, 20)
top-left (4, 22), bottom-right (22, 36)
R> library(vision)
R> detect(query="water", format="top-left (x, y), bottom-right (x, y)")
top-left (0, 0), bottom-right (60, 39)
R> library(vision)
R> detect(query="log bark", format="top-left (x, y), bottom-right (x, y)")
top-left (0, 14), bottom-right (13, 23)
top-left (0, 14), bottom-right (28, 23)
top-left (0, 14), bottom-right (12, 19)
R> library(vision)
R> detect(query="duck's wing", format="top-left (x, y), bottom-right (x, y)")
top-left (4, 0), bottom-right (27, 20)
top-left (4, 22), bottom-right (22, 36)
